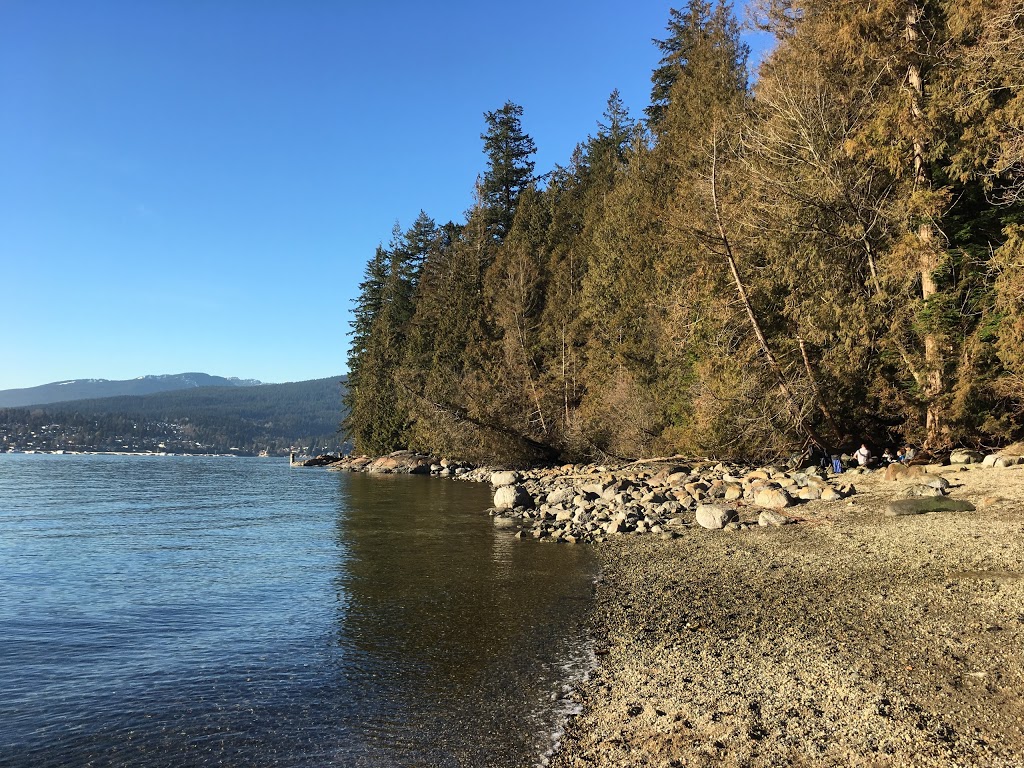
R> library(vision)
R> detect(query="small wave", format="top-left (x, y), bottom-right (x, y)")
top-left (533, 634), bottom-right (597, 767)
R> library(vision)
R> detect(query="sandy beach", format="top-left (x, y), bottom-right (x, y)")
top-left (551, 464), bottom-right (1024, 767)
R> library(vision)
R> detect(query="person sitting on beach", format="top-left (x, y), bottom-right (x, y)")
top-left (881, 447), bottom-right (895, 465)
top-left (854, 443), bottom-right (871, 467)
top-left (902, 445), bottom-right (916, 464)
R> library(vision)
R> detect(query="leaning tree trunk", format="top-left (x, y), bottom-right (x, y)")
top-left (906, 1), bottom-right (946, 449)
top-left (709, 134), bottom-right (827, 452)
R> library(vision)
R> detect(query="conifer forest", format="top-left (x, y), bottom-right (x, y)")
top-left (344, 0), bottom-right (1024, 465)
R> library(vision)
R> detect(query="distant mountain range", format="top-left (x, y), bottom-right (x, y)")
top-left (0, 375), bottom-right (348, 456)
top-left (0, 373), bottom-right (264, 409)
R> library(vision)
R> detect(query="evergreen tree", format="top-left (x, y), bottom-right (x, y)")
top-left (344, 224), bottom-right (423, 454)
top-left (480, 101), bottom-right (537, 241)
top-left (342, 1), bottom-right (1024, 462)
top-left (646, 1), bottom-right (749, 132)
top-left (343, 246), bottom-right (388, 441)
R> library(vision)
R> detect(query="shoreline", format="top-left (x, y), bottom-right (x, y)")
top-left (17, 446), bottom-right (1022, 762)
top-left (312, 449), bottom-right (1024, 764)
top-left (549, 464), bottom-right (1024, 767)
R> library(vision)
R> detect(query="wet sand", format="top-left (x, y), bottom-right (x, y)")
top-left (551, 464), bottom-right (1024, 767)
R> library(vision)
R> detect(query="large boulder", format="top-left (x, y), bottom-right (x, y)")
top-left (819, 487), bottom-right (842, 502)
top-left (367, 455), bottom-right (402, 473)
top-left (695, 504), bottom-right (738, 530)
top-left (665, 471), bottom-right (689, 486)
top-left (984, 454), bottom-right (1023, 468)
top-left (545, 487), bottom-right (575, 506)
top-left (494, 484), bottom-right (533, 510)
top-left (490, 470), bottom-right (519, 487)
top-left (949, 449), bottom-right (984, 465)
top-left (753, 487), bottom-right (792, 510)
top-left (884, 463), bottom-right (926, 482)
top-left (902, 484), bottom-right (945, 498)
top-left (367, 452), bottom-right (432, 474)
top-left (886, 498), bottom-right (976, 516)
top-left (723, 482), bottom-right (743, 501)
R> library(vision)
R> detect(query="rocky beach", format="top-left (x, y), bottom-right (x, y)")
top-left (550, 462), bottom-right (1024, 768)
top-left (321, 449), bottom-right (1024, 766)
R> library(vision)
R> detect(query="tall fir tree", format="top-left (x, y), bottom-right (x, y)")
top-left (480, 101), bottom-right (537, 242)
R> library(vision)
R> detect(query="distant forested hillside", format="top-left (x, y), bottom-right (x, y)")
top-left (0, 377), bottom-right (346, 456)
top-left (0, 372), bottom-right (263, 408)
top-left (345, 0), bottom-right (1024, 464)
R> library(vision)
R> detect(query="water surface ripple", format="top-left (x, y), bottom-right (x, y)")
top-left (0, 455), bottom-right (595, 767)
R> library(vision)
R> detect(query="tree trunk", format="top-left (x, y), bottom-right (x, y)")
top-left (709, 133), bottom-right (827, 452)
top-left (797, 336), bottom-right (845, 441)
top-left (906, 1), bottom-right (946, 448)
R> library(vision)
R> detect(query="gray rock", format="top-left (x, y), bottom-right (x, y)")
top-left (987, 455), bottom-right (1005, 467)
top-left (695, 504), bottom-right (738, 530)
top-left (903, 484), bottom-right (945, 498)
top-left (753, 487), bottom-right (792, 509)
top-left (684, 481), bottom-right (709, 499)
top-left (923, 476), bottom-right (950, 491)
top-left (886, 498), bottom-right (977, 516)
top-left (606, 518), bottom-right (628, 534)
top-left (546, 487), bottom-right (575, 506)
top-left (819, 487), bottom-right (842, 502)
top-left (949, 449), bottom-right (984, 464)
top-left (797, 486), bottom-right (821, 501)
top-left (494, 484), bottom-right (533, 510)
top-left (758, 509), bottom-right (792, 527)
top-left (490, 470), bottom-right (519, 487)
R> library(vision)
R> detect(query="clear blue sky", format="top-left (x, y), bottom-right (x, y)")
top-left (0, 0), bottom-right (770, 390)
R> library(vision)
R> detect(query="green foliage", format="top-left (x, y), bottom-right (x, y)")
top-left (344, 1), bottom-right (1024, 462)
top-left (480, 102), bottom-right (538, 241)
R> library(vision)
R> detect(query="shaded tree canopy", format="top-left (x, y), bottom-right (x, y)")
top-left (344, 1), bottom-right (1024, 464)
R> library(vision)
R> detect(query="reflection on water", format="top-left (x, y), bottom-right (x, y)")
top-left (334, 473), bottom-right (596, 766)
top-left (0, 456), bottom-right (595, 767)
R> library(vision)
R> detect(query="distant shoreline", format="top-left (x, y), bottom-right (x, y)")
top-left (0, 450), bottom-right (274, 458)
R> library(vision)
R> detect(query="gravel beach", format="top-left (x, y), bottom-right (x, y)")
top-left (550, 464), bottom-right (1024, 767)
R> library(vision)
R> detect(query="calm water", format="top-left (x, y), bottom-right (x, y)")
top-left (0, 455), bottom-right (595, 767)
